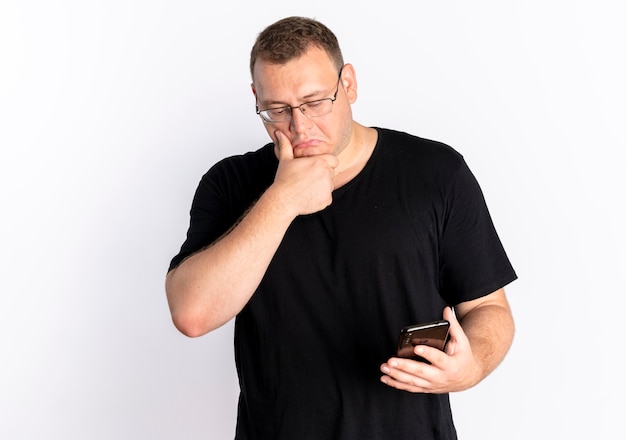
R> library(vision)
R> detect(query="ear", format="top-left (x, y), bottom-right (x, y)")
top-left (340, 63), bottom-right (358, 104)
top-left (251, 82), bottom-right (257, 98)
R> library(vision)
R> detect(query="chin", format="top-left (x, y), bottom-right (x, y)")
top-left (294, 145), bottom-right (329, 158)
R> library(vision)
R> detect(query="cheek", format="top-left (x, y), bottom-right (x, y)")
top-left (265, 127), bottom-right (277, 143)
top-left (261, 122), bottom-right (279, 143)
top-left (333, 117), bottom-right (354, 155)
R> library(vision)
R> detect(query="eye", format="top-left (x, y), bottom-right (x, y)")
top-left (268, 107), bottom-right (289, 116)
top-left (306, 100), bottom-right (325, 108)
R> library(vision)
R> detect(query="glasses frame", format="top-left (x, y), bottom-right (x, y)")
top-left (256, 67), bottom-right (344, 124)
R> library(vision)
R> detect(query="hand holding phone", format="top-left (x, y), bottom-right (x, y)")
top-left (396, 320), bottom-right (450, 363)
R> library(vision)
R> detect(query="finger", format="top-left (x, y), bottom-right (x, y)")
top-left (328, 153), bottom-right (340, 171)
top-left (412, 344), bottom-right (446, 365)
top-left (444, 306), bottom-right (463, 339)
top-left (442, 306), bottom-right (470, 357)
top-left (275, 130), bottom-right (294, 161)
top-left (380, 359), bottom-right (436, 390)
top-left (443, 305), bottom-right (456, 325)
top-left (382, 357), bottom-right (435, 378)
top-left (381, 373), bottom-right (430, 393)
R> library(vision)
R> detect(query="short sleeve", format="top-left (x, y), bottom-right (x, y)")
top-left (438, 159), bottom-right (517, 304)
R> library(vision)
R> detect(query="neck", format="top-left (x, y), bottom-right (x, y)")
top-left (334, 124), bottom-right (378, 188)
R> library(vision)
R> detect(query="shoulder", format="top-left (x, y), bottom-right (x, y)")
top-left (374, 127), bottom-right (465, 172)
top-left (189, 142), bottom-right (278, 210)
top-left (208, 142), bottom-right (276, 176)
top-left (198, 142), bottom-right (277, 187)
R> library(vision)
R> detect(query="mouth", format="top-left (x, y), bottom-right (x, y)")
top-left (293, 139), bottom-right (319, 150)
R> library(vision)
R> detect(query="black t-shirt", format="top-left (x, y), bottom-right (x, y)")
top-left (169, 128), bottom-right (517, 439)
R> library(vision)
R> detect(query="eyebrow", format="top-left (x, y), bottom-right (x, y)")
top-left (260, 86), bottom-right (332, 108)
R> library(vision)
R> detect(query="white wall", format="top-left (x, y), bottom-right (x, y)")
top-left (1, 1), bottom-right (624, 438)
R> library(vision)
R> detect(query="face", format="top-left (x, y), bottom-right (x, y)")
top-left (251, 46), bottom-right (358, 159)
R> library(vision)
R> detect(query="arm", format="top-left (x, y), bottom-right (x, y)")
top-left (166, 131), bottom-right (338, 337)
top-left (452, 287), bottom-right (515, 388)
top-left (380, 288), bottom-right (514, 393)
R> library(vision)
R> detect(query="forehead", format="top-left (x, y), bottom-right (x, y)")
top-left (253, 47), bottom-right (337, 102)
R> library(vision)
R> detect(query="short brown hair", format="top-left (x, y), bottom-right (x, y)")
top-left (249, 16), bottom-right (344, 78)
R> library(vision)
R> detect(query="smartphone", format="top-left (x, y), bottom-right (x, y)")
top-left (396, 319), bottom-right (450, 362)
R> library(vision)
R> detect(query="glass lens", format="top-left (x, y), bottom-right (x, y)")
top-left (302, 99), bottom-right (331, 117)
top-left (265, 107), bottom-right (291, 122)
top-left (260, 98), bottom-right (333, 122)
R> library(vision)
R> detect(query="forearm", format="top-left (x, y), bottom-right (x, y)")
top-left (456, 290), bottom-right (515, 385)
top-left (166, 186), bottom-right (297, 337)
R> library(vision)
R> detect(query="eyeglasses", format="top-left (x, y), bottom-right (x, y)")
top-left (256, 67), bottom-right (343, 124)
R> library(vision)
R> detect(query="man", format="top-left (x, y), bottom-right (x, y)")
top-left (166, 16), bottom-right (516, 439)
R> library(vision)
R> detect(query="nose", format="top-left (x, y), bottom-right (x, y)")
top-left (290, 106), bottom-right (311, 132)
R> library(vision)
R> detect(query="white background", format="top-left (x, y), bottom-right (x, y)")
top-left (1, 1), bottom-right (625, 438)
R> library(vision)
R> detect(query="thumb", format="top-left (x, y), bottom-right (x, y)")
top-left (275, 130), bottom-right (294, 161)
top-left (442, 306), bottom-right (465, 356)
top-left (443, 306), bottom-right (456, 323)
top-left (443, 306), bottom-right (459, 336)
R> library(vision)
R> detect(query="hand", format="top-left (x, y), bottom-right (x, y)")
top-left (380, 306), bottom-right (481, 394)
top-left (272, 130), bottom-right (339, 216)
